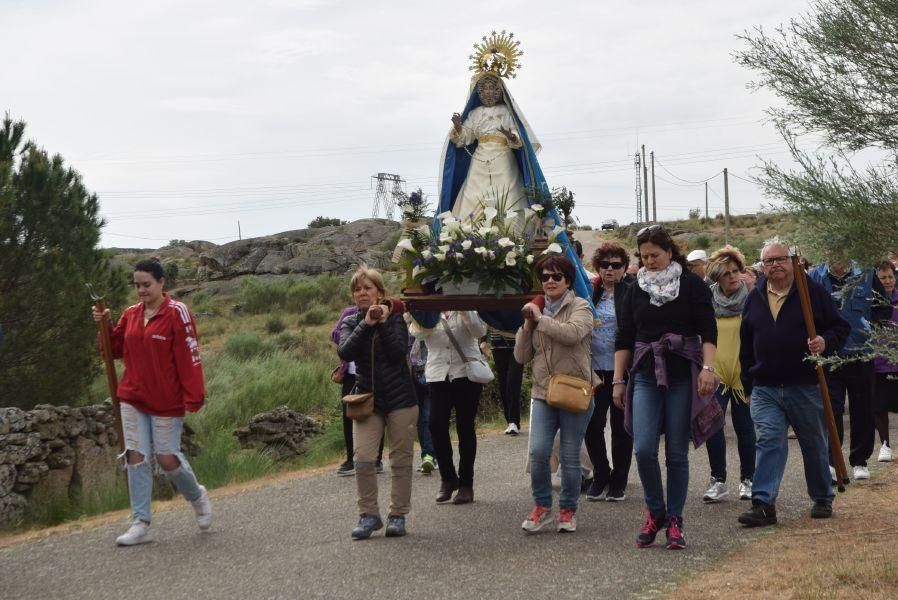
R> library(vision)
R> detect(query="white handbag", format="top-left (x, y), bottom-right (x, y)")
top-left (441, 320), bottom-right (494, 384)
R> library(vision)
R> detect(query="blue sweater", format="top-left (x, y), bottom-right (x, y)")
top-left (739, 275), bottom-right (850, 393)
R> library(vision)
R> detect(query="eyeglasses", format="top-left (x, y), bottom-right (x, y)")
top-left (539, 272), bottom-right (565, 282)
top-left (636, 224), bottom-right (662, 237)
top-left (597, 261), bottom-right (624, 270)
top-left (762, 255), bottom-right (791, 266)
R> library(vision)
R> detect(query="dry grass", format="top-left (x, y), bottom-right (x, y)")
top-left (668, 466), bottom-right (898, 600)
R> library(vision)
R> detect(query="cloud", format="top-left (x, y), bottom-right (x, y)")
top-left (159, 96), bottom-right (256, 115)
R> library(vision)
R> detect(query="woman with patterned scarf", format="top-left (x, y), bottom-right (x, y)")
top-left (612, 225), bottom-right (718, 550)
top-left (700, 246), bottom-right (756, 505)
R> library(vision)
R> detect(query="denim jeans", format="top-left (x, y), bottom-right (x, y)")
top-left (413, 378), bottom-right (435, 457)
top-left (529, 398), bottom-right (594, 511)
top-left (120, 402), bottom-right (202, 524)
top-left (705, 387), bottom-right (756, 482)
top-left (750, 385), bottom-right (834, 505)
top-left (631, 372), bottom-right (691, 521)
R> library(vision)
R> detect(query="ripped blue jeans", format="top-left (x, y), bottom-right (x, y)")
top-left (120, 402), bottom-right (202, 523)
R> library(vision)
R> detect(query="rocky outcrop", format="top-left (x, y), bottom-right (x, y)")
top-left (233, 407), bottom-right (322, 461)
top-left (196, 219), bottom-right (400, 280)
top-left (0, 402), bottom-right (196, 529)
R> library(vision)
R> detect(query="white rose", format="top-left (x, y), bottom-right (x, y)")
top-left (462, 224), bottom-right (474, 234)
top-left (439, 244), bottom-right (450, 253)
top-left (505, 254), bottom-right (517, 267)
top-left (526, 255), bottom-right (534, 264)
top-left (461, 240), bottom-right (473, 250)
top-left (434, 252), bottom-right (446, 261)
top-left (421, 250), bottom-right (432, 259)
top-left (474, 247), bottom-right (488, 255)
top-left (478, 226), bottom-right (493, 237)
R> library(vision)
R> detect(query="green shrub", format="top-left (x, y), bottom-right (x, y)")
top-left (224, 331), bottom-right (275, 361)
top-left (265, 314), bottom-right (286, 334)
top-left (285, 280), bottom-right (320, 313)
top-left (189, 291), bottom-right (211, 314)
top-left (240, 277), bottom-right (290, 313)
top-left (300, 307), bottom-right (332, 326)
top-left (695, 234), bottom-right (711, 249)
top-left (275, 332), bottom-right (302, 350)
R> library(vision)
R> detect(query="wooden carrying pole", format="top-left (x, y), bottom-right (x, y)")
top-left (87, 284), bottom-right (128, 489)
top-left (790, 258), bottom-right (848, 491)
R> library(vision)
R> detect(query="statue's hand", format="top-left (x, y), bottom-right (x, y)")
top-left (451, 113), bottom-right (463, 131)
top-left (499, 126), bottom-right (517, 141)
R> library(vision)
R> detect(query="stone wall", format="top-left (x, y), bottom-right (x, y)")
top-left (0, 401), bottom-right (194, 528)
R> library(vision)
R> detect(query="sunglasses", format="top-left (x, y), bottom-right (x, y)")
top-left (636, 223), bottom-right (662, 237)
top-left (539, 272), bottom-right (565, 282)
top-left (597, 261), bottom-right (624, 270)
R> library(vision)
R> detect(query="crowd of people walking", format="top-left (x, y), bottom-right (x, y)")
top-left (92, 229), bottom-right (897, 550)
top-left (330, 229), bottom-right (897, 548)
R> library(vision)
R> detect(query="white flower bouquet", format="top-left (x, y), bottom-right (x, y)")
top-left (395, 199), bottom-right (564, 296)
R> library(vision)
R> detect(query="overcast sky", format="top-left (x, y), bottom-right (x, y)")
top-left (2, 0), bottom-right (814, 248)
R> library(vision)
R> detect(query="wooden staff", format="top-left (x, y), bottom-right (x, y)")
top-left (87, 284), bottom-right (128, 489)
top-left (791, 257), bottom-right (849, 491)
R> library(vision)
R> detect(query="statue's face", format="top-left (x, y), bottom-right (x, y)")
top-left (476, 77), bottom-right (502, 107)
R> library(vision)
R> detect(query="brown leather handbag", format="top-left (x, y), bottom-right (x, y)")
top-left (538, 332), bottom-right (595, 414)
top-left (342, 335), bottom-right (376, 420)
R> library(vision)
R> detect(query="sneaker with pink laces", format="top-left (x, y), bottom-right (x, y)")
top-left (557, 508), bottom-right (576, 533)
top-left (521, 505), bottom-right (553, 533)
top-left (665, 515), bottom-right (686, 549)
top-left (636, 508), bottom-right (666, 548)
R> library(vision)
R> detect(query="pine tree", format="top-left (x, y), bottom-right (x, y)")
top-left (0, 114), bottom-right (126, 409)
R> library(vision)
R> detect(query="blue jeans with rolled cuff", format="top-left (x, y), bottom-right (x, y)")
top-left (529, 397), bottom-right (595, 511)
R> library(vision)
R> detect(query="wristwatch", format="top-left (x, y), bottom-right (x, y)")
top-left (702, 365), bottom-right (715, 373)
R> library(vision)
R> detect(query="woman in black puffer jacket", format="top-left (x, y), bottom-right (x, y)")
top-left (338, 266), bottom-right (418, 540)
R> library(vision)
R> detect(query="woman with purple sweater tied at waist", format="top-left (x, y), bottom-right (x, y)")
top-left (612, 225), bottom-right (721, 550)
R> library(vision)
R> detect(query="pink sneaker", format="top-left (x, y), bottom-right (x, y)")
top-left (521, 505), bottom-right (552, 533)
top-left (666, 515), bottom-right (686, 549)
top-left (557, 508), bottom-right (576, 533)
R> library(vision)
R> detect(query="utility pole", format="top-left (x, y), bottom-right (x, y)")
top-left (237, 220), bottom-right (242, 241)
top-left (641, 145), bottom-right (649, 222)
top-left (650, 151), bottom-right (657, 222)
top-left (634, 152), bottom-right (643, 223)
top-left (723, 168), bottom-right (731, 244)
top-left (704, 182), bottom-right (708, 219)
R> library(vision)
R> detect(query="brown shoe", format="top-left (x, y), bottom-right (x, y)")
top-left (452, 486), bottom-right (474, 505)
top-left (436, 479), bottom-right (459, 504)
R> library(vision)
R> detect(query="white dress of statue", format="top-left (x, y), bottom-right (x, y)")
top-left (449, 75), bottom-right (528, 226)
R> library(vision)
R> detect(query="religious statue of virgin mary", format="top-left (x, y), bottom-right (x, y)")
top-left (437, 31), bottom-right (541, 230)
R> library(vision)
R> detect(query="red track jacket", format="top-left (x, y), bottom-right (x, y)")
top-left (105, 293), bottom-right (205, 417)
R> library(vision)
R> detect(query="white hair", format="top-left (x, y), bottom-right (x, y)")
top-left (759, 236), bottom-right (794, 261)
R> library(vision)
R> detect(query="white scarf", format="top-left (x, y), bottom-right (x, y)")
top-left (637, 262), bottom-right (683, 307)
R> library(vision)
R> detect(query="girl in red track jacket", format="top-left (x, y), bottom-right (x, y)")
top-left (94, 258), bottom-right (212, 546)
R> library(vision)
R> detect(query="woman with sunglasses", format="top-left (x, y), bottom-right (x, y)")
top-left (515, 254), bottom-right (599, 533)
top-left (612, 225), bottom-right (718, 550)
top-left (584, 241), bottom-right (633, 502)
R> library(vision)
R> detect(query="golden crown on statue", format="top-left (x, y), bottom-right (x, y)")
top-left (468, 30), bottom-right (523, 79)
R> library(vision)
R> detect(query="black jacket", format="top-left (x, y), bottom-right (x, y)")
top-left (739, 274), bottom-right (850, 394)
top-left (338, 311), bottom-right (417, 414)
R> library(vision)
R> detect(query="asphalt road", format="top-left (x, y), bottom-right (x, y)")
top-left (3, 422), bottom-right (889, 600)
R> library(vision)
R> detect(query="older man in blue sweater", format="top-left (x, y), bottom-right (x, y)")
top-left (737, 239), bottom-right (850, 527)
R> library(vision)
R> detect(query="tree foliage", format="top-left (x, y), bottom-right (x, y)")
top-left (735, 0), bottom-right (898, 264)
top-left (0, 114), bottom-right (127, 409)
top-left (307, 216), bottom-right (348, 228)
top-left (551, 186), bottom-right (577, 230)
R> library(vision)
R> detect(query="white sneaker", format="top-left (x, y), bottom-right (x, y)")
top-left (191, 485), bottom-right (213, 530)
top-left (878, 442), bottom-right (892, 462)
top-left (116, 519), bottom-right (154, 546)
top-left (702, 477), bottom-right (729, 503)
top-left (853, 465), bottom-right (870, 480)
top-left (522, 505), bottom-right (553, 533)
top-left (504, 423), bottom-right (520, 436)
top-left (738, 478), bottom-right (752, 500)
